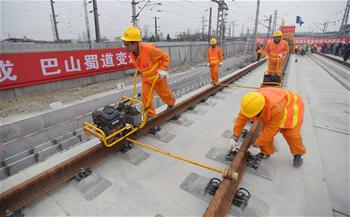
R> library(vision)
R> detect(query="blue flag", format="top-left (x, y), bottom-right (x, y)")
top-left (296, 16), bottom-right (304, 26)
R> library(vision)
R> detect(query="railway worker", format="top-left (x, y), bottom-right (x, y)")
top-left (256, 43), bottom-right (263, 61)
top-left (207, 38), bottom-right (223, 85)
top-left (121, 26), bottom-right (176, 133)
top-left (265, 30), bottom-right (289, 76)
top-left (230, 86), bottom-right (306, 168)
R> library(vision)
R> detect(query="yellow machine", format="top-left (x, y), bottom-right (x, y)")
top-left (261, 57), bottom-right (283, 87)
top-left (82, 72), bottom-right (158, 147)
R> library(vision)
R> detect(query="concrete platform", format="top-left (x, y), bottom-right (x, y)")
top-left (2, 57), bottom-right (336, 216)
top-left (294, 54), bottom-right (350, 216)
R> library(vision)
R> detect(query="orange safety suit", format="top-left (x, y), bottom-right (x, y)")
top-left (265, 39), bottom-right (289, 76)
top-left (207, 46), bottom-right (223, 84)
top-left (129, 42), bottom-right (176, 117)
top-left (233, 87), bottom-right (306, 156)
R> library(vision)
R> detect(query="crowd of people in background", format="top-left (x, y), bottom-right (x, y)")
top-left (320, 42), bottom-right (350, 61)
top-left (291, 42), bottom-right (350, 62)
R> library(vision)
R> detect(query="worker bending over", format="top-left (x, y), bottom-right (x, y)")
top-left (265, 30), bottom-right (289, 76)
top-left (121, 26), bottom-right (176, 133)
top-left (207, 38), bottom-right (223, 84)
top-left (231, 86), bottom-right (306, 167)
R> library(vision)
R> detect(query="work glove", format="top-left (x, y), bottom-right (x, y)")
top-left (278, 54), bottom-right (284, 58)
top-left (219, 62), bottom-right (223, 66)
top-left (158, 70), bottom-right (169, 78)
top-left (230, 135), bottom-right (239, 148)
top-left (206, 63), bottom-right (210, 67)
top-left (248, 144), bottom-right (260, 155)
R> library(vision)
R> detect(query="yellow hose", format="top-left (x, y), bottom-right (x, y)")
top-left (129, 71), bottom-right (138, 105)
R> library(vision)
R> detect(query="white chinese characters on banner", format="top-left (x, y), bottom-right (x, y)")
top-left (115, 52), bottom-right (128, 66)
top-left (84, 54), bottom-right (99, 70)
top-left (0, 60), bottom-right (17, 83)
top-left (40, 58), bottom-right (61, 76)
top-left (101, 53), bottom-right (115, 68)
top-left (65, 56), bottom-right (81, 72)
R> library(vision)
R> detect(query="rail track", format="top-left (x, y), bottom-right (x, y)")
top-left (0, 59), bottom-right (269, 217)
top-left (309, 53), bottom-right (350, 90)
top-left (316, 52), bottom-right (350, 68)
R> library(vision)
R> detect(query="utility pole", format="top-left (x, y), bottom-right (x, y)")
top-left (92, 0), bottom-right (101, 42)
top-left (272, 10), bottom-right (278, 32)
top-left (201, 15), bottom-right (206, 41)
top-left (339, 0), bottom-right (350, 38)
top-left (267, 15), bottom-right (272, 41)
top-left (244, 27), bottom-right (250, 56)
top-left (323, 20), bottom-right (329, 37)
top-left (132, 0), bottom-right (138, 26)
top-left (240, 24), bottom-right (244, 38)
top-left (131, 1), bottom-right (161, 28)
top-left (83, 0), bottom-right (92, 48)
top-left (212, 0), bottom-right (229, 46)
top-left (253, 0), bottom-right (260, 58)
top-left (208, 7), bottom-right (212, 43)
top-left (154, 16), bottom-right (158, 42)
top-left (49, 15), bottom-right (56, 41)
top-left (230, 20), bottom-right (237, 39)
top-left (50, 0), bottom-right (59, 42)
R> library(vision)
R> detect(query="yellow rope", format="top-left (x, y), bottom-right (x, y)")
top-left (126, 138), bottom-right (222, 173)
top-left (126, 138), bottom-right (238, 180)
top-left (216, 83), bottom-right (258, 89)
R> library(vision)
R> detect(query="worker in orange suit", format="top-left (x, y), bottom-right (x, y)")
top-left (121, 26), bottom-right (176, 134)
top-left (256, 43), bottom-right (263, 61)
top-left (207, 38), bottom-right (223, 84)
top-left (230, 86), bottom-right (306, 167)
top-left (265, 30), bottom-right (290, 76)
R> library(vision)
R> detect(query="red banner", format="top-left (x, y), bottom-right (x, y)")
top-left (293, 37), bottom-right (350, 44)
top-left (280, 26), bottom-right (296, 35)
top-left (257, 37), bottom-right (350, 44)
top-left (0, 48), bottom-right (134, 90)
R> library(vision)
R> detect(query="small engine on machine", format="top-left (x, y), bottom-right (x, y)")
top-left (92, 101), bottom-right (142, 136)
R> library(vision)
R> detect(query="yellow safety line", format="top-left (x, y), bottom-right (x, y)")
top-left (126, 138), bottom-right (238, 181)
top-left (215, 83), bottom-right (258, 89)
top-left (126, 138), bottom-right (223, 173)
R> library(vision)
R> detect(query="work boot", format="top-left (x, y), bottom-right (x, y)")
top-left (254, 152), bottom-right (270, 159)
top-left (293, 155), bottom-right (303, 168)
top-left (167, 104), bottom-right (174, 111)
top-left (149, 125), bottom-right (161, 135)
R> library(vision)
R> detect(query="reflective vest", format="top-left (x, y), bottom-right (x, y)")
top-left (257, 87), bottom-right (304, 129)
top-left (208, 47), bottom-right (223, 65)
top-left (265, 39), bottom-right (289, 62)
top-left (130, 43), bottom-right (164, 82)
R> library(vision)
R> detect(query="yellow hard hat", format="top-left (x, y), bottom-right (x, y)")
top-left (210, 38), bottom-right (217, 44)
top-left (121, 26), bottom-right (142, 42)
top-left (273, 30), bottom-right (283, 37)
top-left (240, 92), bottom-right (265, 118)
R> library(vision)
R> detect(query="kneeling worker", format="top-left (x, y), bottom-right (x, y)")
top-left (231, 86), bottom-right (306, 167)
top-left (121, 26), bottom-right (176, 133)
top-left (207, 38), bottom-right (223, 84)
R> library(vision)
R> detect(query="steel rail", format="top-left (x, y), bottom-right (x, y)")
top-left (203, 121), bottom-right (262, 217)
top-left (203, 54), bottom-right (290, 216)
top-left (0, 59), bottom-right (266, 217)
top-left (316, 52), bottom-right (350, 68)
